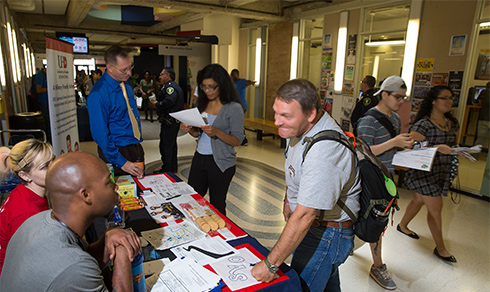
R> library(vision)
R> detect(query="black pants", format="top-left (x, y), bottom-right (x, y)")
top-left (187, 152), bottom-right (236, 216)
top-left (142, 98), bottom-right (154, 121)
top-left (159, 121), bottom-right (180, 172)
top-left (98, 143), bottom-right (144, 176)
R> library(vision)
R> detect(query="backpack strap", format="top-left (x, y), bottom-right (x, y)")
top-left (302, 130), bottom-right (355, 163)
top-left (301, 130), bottom-right (358, 222)
top-left (365, 110), bottom-right (397, 138)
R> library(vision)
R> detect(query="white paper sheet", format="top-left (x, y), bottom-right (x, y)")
top-left (450, 145), bottom-right (482, 154)
top-left (171, 236), bottom-right (237, 265)
top-left (141, 220), bottom-right (206, 250)
top-left (141, 192), bottom-right (167, 207)
top-left (169, 107), bottom-right (207, 127)
top-left (210, 248), bottom-right (261, 291)
top-left (392, 147), bottom-right (437, 172)
top-left (151, 257), bottom-right (221, 292)
top-left (138, 174), bottom-right (174, 189)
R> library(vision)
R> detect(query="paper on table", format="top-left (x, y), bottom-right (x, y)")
top-left (145, 202), bottom-right (185, 224)
top-left (151, 257), bottom-right (221, 292)
top-left (171, 236), bottom-right (237, 265)
top-left (392, 147), bottom-right (437, 172)
top-left (141, 220), bottom-right (206, 250)
top-left (138, 174), bottom-right (174, 189)
top-left (144, 259), bottom-right (165, 290)
top-left (210, 247), bottom-right (261, 291)
top-left (141, 192), bottom-right (166, 207)
top-left (169, 107), bottom-right (206, 127)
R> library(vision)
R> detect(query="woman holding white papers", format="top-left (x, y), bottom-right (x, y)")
top-left (180, 64), bottom-right (244, 216)
top-left (398, 85), bottom-right (459, 263)
top-left (0, 139), bottom-right (55, 274)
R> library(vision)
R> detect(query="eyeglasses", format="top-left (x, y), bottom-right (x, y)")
top-left (437, 96), bottom-right (453, 101)
top-left (390, 93), bottom-right (407, 101)
top-left (200, 84), bottom-right (219, 91)
top-left (111, 64), bottom-right (134, 74)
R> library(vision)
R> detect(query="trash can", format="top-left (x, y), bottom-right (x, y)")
top-left (8, 111), bottom-right (47, 144)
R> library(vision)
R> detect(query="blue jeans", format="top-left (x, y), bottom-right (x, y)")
top-left (291, 224), bottom-right (354, 292)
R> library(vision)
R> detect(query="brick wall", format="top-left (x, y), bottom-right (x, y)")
top-left (265, 20), bottom-right (293, 120)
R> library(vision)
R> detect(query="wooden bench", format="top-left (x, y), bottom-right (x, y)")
top-left (244, 118), bottom-right (286, 148)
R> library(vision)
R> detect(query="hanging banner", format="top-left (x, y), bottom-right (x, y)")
top-left (46, 37), bottom-right (79, 155)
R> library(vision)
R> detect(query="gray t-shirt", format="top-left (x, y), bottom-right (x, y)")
top-left (0, 211), bottom-right (108, 292)
top-left (285, 113), bottom-right (361, 221)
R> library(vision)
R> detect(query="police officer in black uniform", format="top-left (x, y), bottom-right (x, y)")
top-left (351, 75), bottom-right (378, 133)
top-left (151, 67), bottom-right (184, 173)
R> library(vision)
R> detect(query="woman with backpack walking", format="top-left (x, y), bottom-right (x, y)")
top-left (398, 85), bottom-right (459, 263)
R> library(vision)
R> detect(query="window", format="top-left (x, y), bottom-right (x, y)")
top-left (360, 5), bottom-right (410, 82)
top-left (298, 18), bottom-right (323, 88)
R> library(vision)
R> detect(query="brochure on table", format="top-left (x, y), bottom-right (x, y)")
top-left (133, 173), bottom-right (288, 291)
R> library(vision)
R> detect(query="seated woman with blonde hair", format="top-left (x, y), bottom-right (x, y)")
top-left (0, 139), bottom-right (55, 275)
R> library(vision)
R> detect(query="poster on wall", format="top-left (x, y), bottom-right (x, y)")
top-left (452, 90), bottom-right (461, 107)
top-left (341, 95), bottom-right (354, 121)
top-left (431, 73), bottom-right (449, 86)
top-left (322, 48), bottom-right (333, 70)
top-left (448, 71), bottom-right (464, 90)
top-left (344, 65), bottom-right (355, 81)
top-left (45, 37), bottom-right (79, 156)
top-left (414, 72), bottom-right (432, 86)
top-left (341, 119), bottom-right (350, 132)
top-left (413, 86), bottom-right (430, 99)
top-left (474, 49), bottom-right (490, 80)
top-left (342, 83), bottom-right (354, 95)
top-left (411, 99), bottom-right (423, 112)
top-left (323, 98), bottom-right (333, 115)
top-left (449, 35), bottom-right (467, 56)
top-left (320, 70), bottom-right (332, 91)
top-left (323, 34), bottom-right (332, 48)
top-left (346, 35), bottom-right (357, 65)
top-left (416, 58), bottom-right (434, 72)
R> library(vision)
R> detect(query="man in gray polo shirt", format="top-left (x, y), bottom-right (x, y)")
top-left (252, 79), bottom-right (361, 291)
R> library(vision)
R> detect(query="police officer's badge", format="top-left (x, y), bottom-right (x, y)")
top-left (166, 87), bottom-right (175, 95)
top-left (363, 97), bottom-right (371, 106)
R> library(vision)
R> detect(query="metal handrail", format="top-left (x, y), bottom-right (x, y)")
top-left (0, 129), bottom-right (47, 145)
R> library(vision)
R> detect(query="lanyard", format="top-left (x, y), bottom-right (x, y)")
top-left (51, 212), bottom-right (85, 251)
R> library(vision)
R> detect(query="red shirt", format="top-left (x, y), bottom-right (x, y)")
top-left (0, 184), bottom-right (49, 275)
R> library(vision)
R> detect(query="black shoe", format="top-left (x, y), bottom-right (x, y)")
top-left (434, 248), bottom-right (457, 263)
top-left (241, 137), bottom-right (248, 146)
top-left (397, 224), bottom-right (419, 239)
top-left (153, 168), bottom-right (165, 174)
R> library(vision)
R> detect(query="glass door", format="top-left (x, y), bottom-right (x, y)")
top-left (456, 0), bottom-right (490, 196)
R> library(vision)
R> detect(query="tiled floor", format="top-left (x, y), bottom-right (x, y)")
top-left (81, 129), bottom-right (490, 292)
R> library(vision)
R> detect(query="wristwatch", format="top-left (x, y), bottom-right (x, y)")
top-left (264, 257), bottom-right (279, 274)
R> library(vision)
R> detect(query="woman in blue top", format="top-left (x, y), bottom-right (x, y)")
top-left (181, 64), bottom-right (244, 216)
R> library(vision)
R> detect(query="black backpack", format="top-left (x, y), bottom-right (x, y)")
top-left (302, 130), bottom-right (399, 243)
